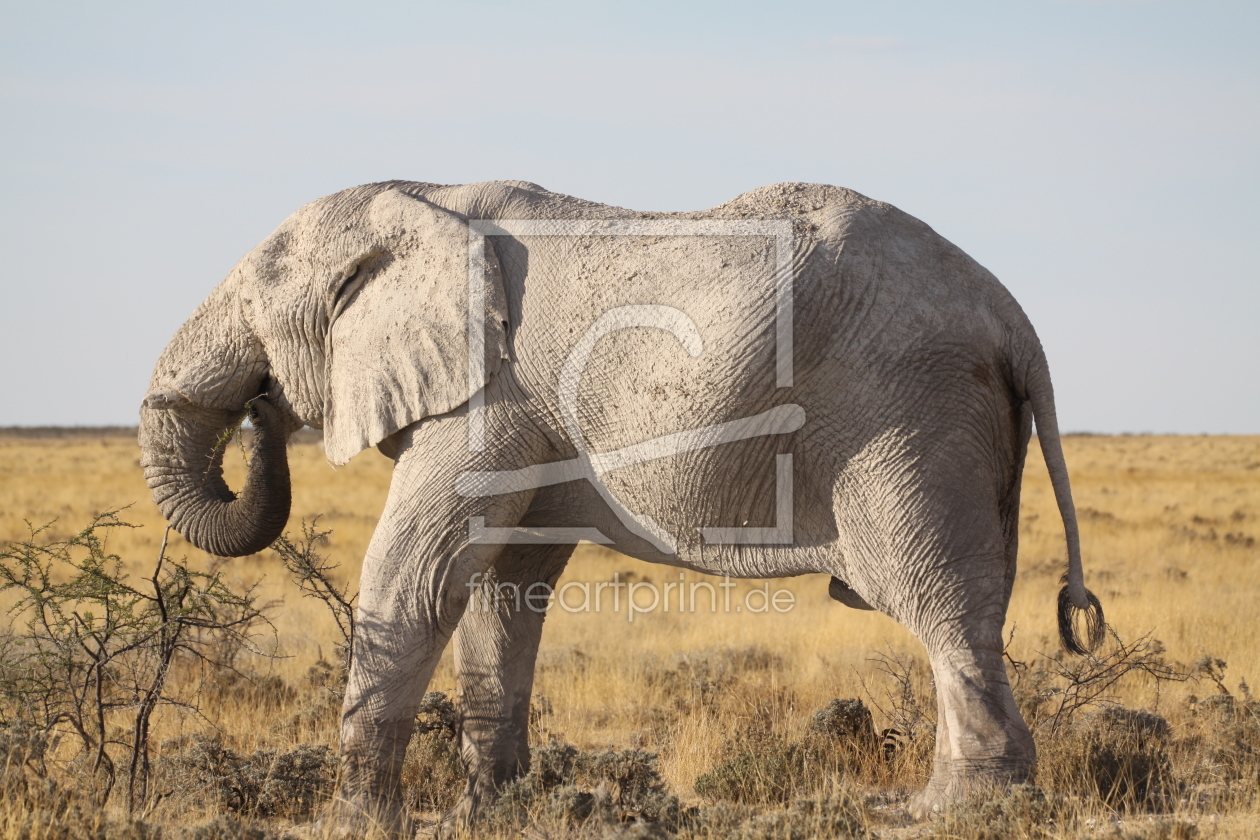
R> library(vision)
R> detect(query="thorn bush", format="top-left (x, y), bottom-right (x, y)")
top-left (489, 741), bottom-right (684, 832)
top-left (154, 734), bottom-right (336, 819)
top-left (0, 512), bottom-right (273, 812)
top-left (810, 698), bottom-right (876, 744)
top-left (399, 691), bottom-right (464, 813)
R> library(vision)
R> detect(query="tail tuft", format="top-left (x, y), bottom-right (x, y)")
top-left (1057, 584), bottom-right (1106, 655)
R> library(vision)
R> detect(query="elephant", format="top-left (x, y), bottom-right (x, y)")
top-left (139, 179), bottom-right (1104, 832)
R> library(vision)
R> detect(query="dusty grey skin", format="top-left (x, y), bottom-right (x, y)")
top-left (140, 180), bottom-right (1103, 833)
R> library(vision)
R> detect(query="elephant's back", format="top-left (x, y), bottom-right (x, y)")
top-left (696, 182), bottom-right (888, 220)
top-left (409, 177), bottom-right (1026, 405)
top-left (409, 180), bottom-right (889, 224)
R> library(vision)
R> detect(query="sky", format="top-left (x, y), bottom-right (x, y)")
top-left (1, 1), bottom-right (1256, 432)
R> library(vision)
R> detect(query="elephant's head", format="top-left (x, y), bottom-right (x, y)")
top-left (139, 183), bottom-right (509, 557)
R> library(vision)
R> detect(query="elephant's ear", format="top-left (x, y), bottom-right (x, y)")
top-left (323, 189), bottom-right (509, 466)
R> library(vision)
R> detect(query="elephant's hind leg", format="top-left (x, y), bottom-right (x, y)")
top-left (907, 631), bottom-right (1033, 819)
top-left (836, 441), bottom-right (1032, 819)
top-left (908, 406), bottom-right (1035, 818)
top-left (897, 540), bottom-right (1033, 817)
top-left (439, 542), bottom-right (574, 833)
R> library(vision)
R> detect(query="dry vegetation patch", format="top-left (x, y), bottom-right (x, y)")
top-left (0, 432), bottom-right (1256, 837)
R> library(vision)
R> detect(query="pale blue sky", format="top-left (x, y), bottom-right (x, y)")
top-left (1, 1), bottom-right (1256, 431)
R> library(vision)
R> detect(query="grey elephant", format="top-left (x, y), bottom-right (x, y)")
top-left (139, 180), bottom-right (1103, 831)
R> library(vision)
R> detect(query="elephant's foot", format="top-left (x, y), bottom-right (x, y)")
top-left (433, 797), bottom-right (475, 840)
top-left (434, 774), bottom-right (503, 839)
top-left (315, 793), bottom-right (414, 839)
top-left (325, 718), bottom-right (415, 837)
top-left (910, 645), bottom-right (1036, 820)
top-left (907, 758), bottom-right (1032, 820)
top-left (907, 771), bottom-right (956, 821)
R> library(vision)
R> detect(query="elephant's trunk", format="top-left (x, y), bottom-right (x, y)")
top-left (140, 397), bottom-right (291, 557)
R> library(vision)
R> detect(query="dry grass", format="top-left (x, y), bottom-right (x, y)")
top-left (0, 431), bottom-right (1257, 838)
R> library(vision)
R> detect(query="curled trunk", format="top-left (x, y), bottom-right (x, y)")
top-left (140, 397), bottom-right (291, 557)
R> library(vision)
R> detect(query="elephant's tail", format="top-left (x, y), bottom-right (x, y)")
top-left (1022, 345), bottom-right (1106, 655)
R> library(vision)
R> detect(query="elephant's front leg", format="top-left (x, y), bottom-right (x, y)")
top-left (328, 540), bottom-right (498, 837)
top-left (321, 419), bottom-right (539, 836)
top-left (440, 543), bottom-right (573, 832)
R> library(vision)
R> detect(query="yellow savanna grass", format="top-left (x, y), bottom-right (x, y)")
top-left (0, 431), bottom-right (1257, 836)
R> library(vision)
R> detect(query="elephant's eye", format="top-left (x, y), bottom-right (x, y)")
top-left (330, 264), bottom-right (369, 318)
top-left (330, 250), bottom-right (388, 318)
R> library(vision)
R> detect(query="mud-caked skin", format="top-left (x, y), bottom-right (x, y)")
top-left (139, 180), bottom-right (1103, 832)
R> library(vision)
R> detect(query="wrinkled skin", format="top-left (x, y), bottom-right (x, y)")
top-left (140, 180), bottom-right (1101, 833)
